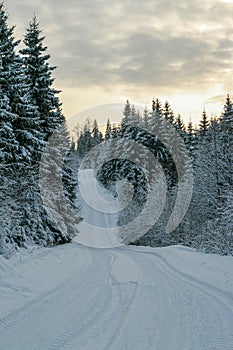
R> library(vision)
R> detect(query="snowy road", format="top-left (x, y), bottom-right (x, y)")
top-left (77, 169), bottom-right (122, 248)
top-left (0, 172), bottom-right (233, 349)
top-left (0, 243), bottom-right (233, 349)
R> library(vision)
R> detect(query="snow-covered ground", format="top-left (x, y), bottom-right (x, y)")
top-left (77, 169), bottom-right (121, 248)
top-left (0, 172), bottom-right (233, 349)
top-left (1, 243), bottom-right (233, 349)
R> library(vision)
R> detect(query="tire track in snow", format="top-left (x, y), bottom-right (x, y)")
top-left (140, 252), bottom-right (222, 350)
top-left (150, 250), bottom-right (233, 350)
top-left (48, 249), bottom-right (142, 350)
top-left (0, 247), bottom-right (93, 337)
top-left (108, 248), bottom-right (172, 350)
top-left (123, 246), bottom-right (233, 303)
top-left (124, 247), bottom-right (233, 350)
top-left (46, 280), bottom-right (112, 350)
top-left (46, 250), bottom-right (116, 350)
top-left (101, 249), bottom-right (142, 350)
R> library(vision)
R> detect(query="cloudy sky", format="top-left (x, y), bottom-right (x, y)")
top-left (5, 0), bottom-right (233, 124)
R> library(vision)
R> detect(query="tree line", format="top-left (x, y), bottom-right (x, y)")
top-left (1, 1), bottom-right (232, 256)
top-left (0, 4), bottom-right (79, 255)
top-left (74, 97), bottom-right (232, 255)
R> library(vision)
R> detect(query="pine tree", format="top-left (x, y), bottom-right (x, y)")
top-left (151, 98), bottom-right (163, 118)
top-left (174, 114), bottom-right (186, 138)
top-left (20, 16), bottom-right (64, 141)
top-left (92, 119), bottom-right (101, 146)
top-left (122, 100), bottom-right (131, 121)
top-left (130, 105), bottom-right (141, 123)
top-left (0, 3), bottom-right (20, 164)
top-left (143, 106), bottom-right (150, 127)
top-left (105, 118), bottom-right (111, 140)
top-left (220, 94), bottom-right (233, 187)
top-left (199, 109), bottom-right (209, 137)
top-left (163, 101), bottom-right (174, 124)
top-left (186, 120), bottom-right (193, 142)
top-left (0, 92), bottom-right (19, 251)
top-left (40, 121), bottom-right (79, 243)
top-left (111, 123), bottom-right (119, 138)
top-left (222, 93), bottom-right (232, 125)
top-left (18, 15), bottom-right (79, 247)
top-left (218, 94), bottom-right (233, 223)
top-left (0, 3), bottom-right (41, 248)
top-left (184, 120), bottom-right (196, 157)
top-left (152, 98), bottom-right (156, 112)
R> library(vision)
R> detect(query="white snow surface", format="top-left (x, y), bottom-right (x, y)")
top-left (1, 244), bottom-right (233, 350)
top-left (77, 169), bottom-right (122, 248)
top-left (0, 173), bottom-right (233, 349)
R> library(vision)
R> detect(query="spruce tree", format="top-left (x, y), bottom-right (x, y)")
top-left (20, 16), bottom-right (63, 141)
top-left (154, 98), bottom-right (163, 116)
top-left (122, 100), bottom-right (135, 133)
top-left (174, 114), bottom-right (186, 138)
top-left (143, 106), bottom-right (150, 127)
top-left (123, 100), bottom-right (131, 120)
top-left (92, 119), bottom-right (102, 146)
top-left (163, 101), bottom-right (174, 124)
top-left (0, 3), bottom-right (20, 164)
top-left (111, 124), bottom-right (119, 138)
top-left (183, 120), bottom-right (196, 159)
top-left (0, 3), bottom-right (40, 248)
top-left (217, 95), bottom-right (233, 242)
top-left (220, 94), bottom-right (233, 185)
top-left (105, 118), bottom-right (112, 140)
top-left (19, 15), bottom-right (79, 246)
top-left (199, 109), bottom-right (209, 137)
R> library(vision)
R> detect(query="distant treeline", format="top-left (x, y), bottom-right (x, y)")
top-left (73, 97), bottom-right (233, 255)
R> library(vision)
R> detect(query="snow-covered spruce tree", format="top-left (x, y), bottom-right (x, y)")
top-left (209, 95), bottom-right (233, 254)
top-left (122, 99), bottom-right (131, 125)
top-left (92, 119), bottom-right (103, 146)
top-left (111, 123), bottom-right (119, 138)
top-left (40, 119), bottom-right (80, 243)
top-left (0, 4), bottom-right (18, 249)
top-left (217, 188), bottom-right (233, 255)
top-left (194, 99), bottom-right (233, 255)
top-left (77, 119), bottom-right (92, 158)
top-left (0, 3), bottom-right (21, 168)
top-left (19, 16), bottom-right (79, 246)
top-left (105, 118), bottom-right (111, 140)
top-left (148, 107), bottom-right (191, 246)
top-left (0, 3), bottom-right (45, 249)
top-left (185, 113), bottom-right (212, 244)
top-left (199, 109), bottom-right (209, 137)
top-left (163, 101), bottom-right (175, 125)
top-left (77, 131), bottom-right (85, 158)
top-left (184, 110), bottom-right (226, 253)
top-left (219, 94), bottom-right (233, 192)
top-left (20, 16), bottom-right (64, 140)
top-left (0, 92), bottom-right (19, 252)
top-left (10, 39), bottom-right (48, 246)
top-left (174, 114), bottom-right (186, 138)
top-left (143, 106), bottom-right (150, 128)
top-left (185, 120), bottom-right (196, 157)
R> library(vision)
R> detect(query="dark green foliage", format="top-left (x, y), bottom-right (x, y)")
top-left (105, 118), bottom-right (111, 140)
top-left (0, 6), bottom-right (79, 254)
top-left (20, 15), bottom-right (64, 148)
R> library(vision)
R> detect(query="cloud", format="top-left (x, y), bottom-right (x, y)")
top-left (5, 0), bottom-right (233, 96)
top-left (206, 94), bottom-right (227, 104)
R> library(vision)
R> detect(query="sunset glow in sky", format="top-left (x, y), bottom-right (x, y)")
top-left (5, 0), bottom-right (233, 124)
